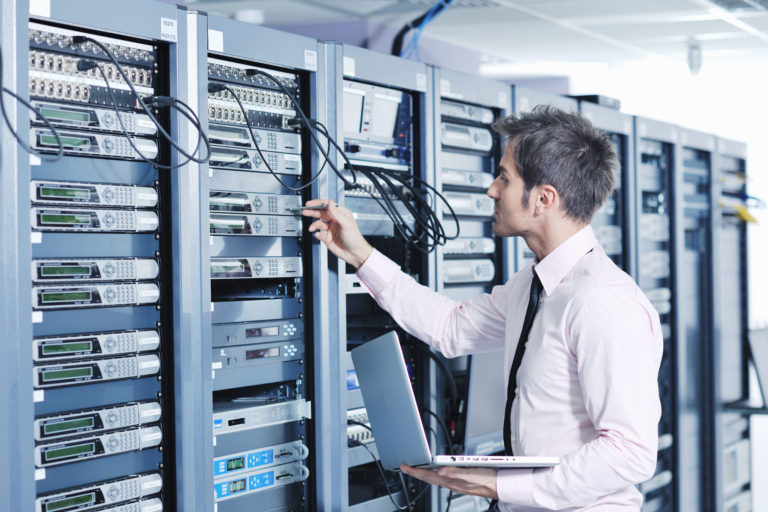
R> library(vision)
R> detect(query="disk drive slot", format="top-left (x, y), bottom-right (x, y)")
top-left (30, 128), bottom-right (158, 160)
top-left (33, 258), bottom-right (159, 282)
top-left (34, 355), bottom-right (161, 389)
top-left (31, 180), bottom-right (158, 208)
top-left (441, 122), bottom-right (493, 153)
top-left (208, 123), bottom-right (301, 153)
top-left (209, 146), bottom-right (301, 174)
top-left (211, 257), bottom-right (302, 280)
top-left (443, 237), bottom-right (496, 255)
top-left (209, 214), bottom-right (300, 237)
top-left (211, 278), bottom-right (300, 300)
top-left (212, 319), bottom-right (303, 348)
top-left (32, 283), bottom-right (160, 309)
top-left (440, 99), bottom-right (494, 124)
top-left (441, 168), bottom-right (493, 189)
top-left (34, 329), bottom-right (160, 362)
top-left (36, 472), bottom-right (162, 512)
top-left (35, 401), bottom-right (161, 441)
top-left (443, 192), bottom-right (494, 217)
top-left (213, 440), bottom-right (308, 478)
top-left (35, 426), bottom-right (162, 468)
top-left (31, 100), bottom-right (157, 135)
top-left (443, 259), bottom-right (496, 284)
top-left (209, 191), bottom-right (301, 215)
top-left (32, 208), bottom-right (159, 233)
top-left (213, 462), bottom-right (309, 502)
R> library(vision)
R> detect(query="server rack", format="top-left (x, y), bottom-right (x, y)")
top-left (203, 14), bottom-right (324, 512)
top-left (578, 101), bottom-right (635, 274)
top-left (509, 86), bottom-right (578, 271)
top-left (0, 1), bottom-right (34, 510)
top-left (430, 66), bottom-right (510, 512)
top-left (634, 117), bottom-right (678, 512)
top-left (713, 138), bottom-right (752, 512)
top-left (324, 43), bottom-right (435, 512)
top-left (10, 2), bottom-right (196, 511)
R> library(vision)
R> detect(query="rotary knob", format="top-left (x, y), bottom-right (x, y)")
top-left (103, 138), bottom-right (114, 153)
top-left (103, 262), bottom-right (116, 279)
top-left (107, 484), bottom-right (121, 500)
top-left (104, 287), bottom-right (116, 303)
top-left (103, 112), bottom-right (115, 129)
top-left (103, 187), bottom-right (115, 203)
top-left (105, 335), bottom-right (117, 352)
top-left (103, 212), bottom-right (116, 228)
top-left (106, 411), bottom-right (119, 426)
top-left (105, 361), bottom-right (117, 376)
top-left (107, 435), bottom-right (120, 451)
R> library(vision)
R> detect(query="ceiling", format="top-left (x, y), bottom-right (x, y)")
top-left (185, 0), bottom-right (768, 76)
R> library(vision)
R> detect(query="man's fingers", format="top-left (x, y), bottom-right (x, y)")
top-left (400, 465), bottom-right (445, 487)
top-left (307, 219), bottom-right (330, 233)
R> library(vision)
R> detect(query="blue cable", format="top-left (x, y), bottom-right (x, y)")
top-left (401, 0), bottom-right (453, 60)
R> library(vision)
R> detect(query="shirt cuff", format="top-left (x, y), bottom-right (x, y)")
top-left (497, 469), bottom-right (535, 508)
top-left (355, 249), bottom-right (402, 300)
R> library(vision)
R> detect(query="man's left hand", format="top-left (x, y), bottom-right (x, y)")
top-left (400, 465), bottom-right (499, 499)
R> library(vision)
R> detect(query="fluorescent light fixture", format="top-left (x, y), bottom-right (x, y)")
top-left (478, 60), bottom-right (609, 78)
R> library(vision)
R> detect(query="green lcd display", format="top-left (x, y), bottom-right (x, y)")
top-left (228, 479), bottom-right (246, 493)
top-left (43, 417), bottom-right (94, 436)
top-left (45, 492), bottom-right (96, 512)
top-left (41, 134), bottom-right (90, 148)
top-left (227, 457), bottom-right (245, 471)
top-left (40, 265), bottom-right (92, 277)
top-left (39, 107), bottom-right (90, 124)
top-left (43, 442), bottom-right (95, 462)
top-left (39, 186), bottom-right (91, 200)
top-left (41, 291), bottom-right (92, 303)
top-left (41, 367), bottom-right (93, 382)
top-left (42, 340), bottom-right (93, 355)
top-left (39, 213), bottom-right (92, 225)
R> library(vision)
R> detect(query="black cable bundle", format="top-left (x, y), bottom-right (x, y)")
top-left (71, 35), bottom-right (210, 169)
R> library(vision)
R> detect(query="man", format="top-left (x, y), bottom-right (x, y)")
top-left (303, 106), bottom-right (662, 511)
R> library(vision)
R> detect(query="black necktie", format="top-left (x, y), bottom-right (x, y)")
top-left (488, 274), bottom-right (543, 512)
top-left (503, 273), bottom-right (543, 456)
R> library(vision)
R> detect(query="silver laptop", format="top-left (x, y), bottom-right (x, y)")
top-left (350, 331), bottom-right (560, 471)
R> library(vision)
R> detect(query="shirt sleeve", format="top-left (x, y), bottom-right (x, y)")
top-left (496, 288), bottom-right (663, 510)
top-left (356, 249), bottom-right (512, 357)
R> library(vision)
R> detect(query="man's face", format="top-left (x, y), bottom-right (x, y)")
top-left (486, 145), bottom-right (534, 238)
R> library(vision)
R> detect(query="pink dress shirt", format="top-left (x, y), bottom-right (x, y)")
top-left (356, 225), bottom-right (663, 511)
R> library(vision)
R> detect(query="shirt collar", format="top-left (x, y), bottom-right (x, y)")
top-left (532, 224), bottom-right (599, 297)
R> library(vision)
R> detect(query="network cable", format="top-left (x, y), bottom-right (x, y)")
top-left (0, 48), bottom-right (63, 160)
top-left (71, 35), bottom-right (210, 167)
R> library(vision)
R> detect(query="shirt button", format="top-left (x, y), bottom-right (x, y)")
top-left (515, 387), bottom-right (520, 394)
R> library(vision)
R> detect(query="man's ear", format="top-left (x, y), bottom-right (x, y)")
top-left (533, 184), bottom-right (558, 214)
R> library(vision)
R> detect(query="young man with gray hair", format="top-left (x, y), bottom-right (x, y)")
top-left (304, 106), bottom-right (662, 511)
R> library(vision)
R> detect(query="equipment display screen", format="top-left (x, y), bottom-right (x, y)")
top-left (43, 417), bottom-right (94, 436)
top-left (246, 326), bottom-right (279, 338)
top-left (40, 265), bottom-right (92, 276)
top-left (41, 291), bottom-right (92, 303)
top-left (246, 347), bottom-right (280, 360)
top-left (370, 94), bottom-right (400, 138)
top-left (228, 479), bottom-right (246, 493)
top-left (41, 367), bottom-right (93, 382)
top-left (42, 340), bottom-right (93, 355)
top-left (45, 492), bottom-right (95, 512)
top-left (43, 442), bottom-right (95, 461)
top-left (40, 108), bottom-right (90, 123)
top-left (42, 134), bottom-right (90, 148)
top-left (227, 457), bottom-right (245, 471)
top-left (39, 186), bottom-right (90, 200)
top-left (211, 261), bottom-right (248, 276)
top-left (210, 217), bottom-right (246, 228)
top-left (342, 88), bottom-right (365, 134)
top-left (40, 213), bottom-right (92, 225)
